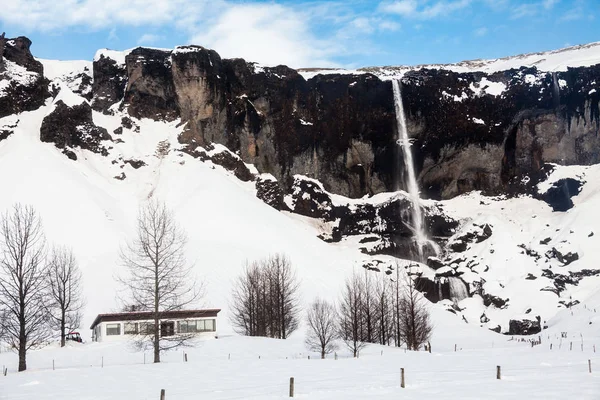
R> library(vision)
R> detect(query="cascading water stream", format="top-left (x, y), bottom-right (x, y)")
top-left (552, 72), bottom-right (560, 108)
top-left (392, 79), bottom-right (431, 262)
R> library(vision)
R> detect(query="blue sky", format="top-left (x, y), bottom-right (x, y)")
top-left (1, 0), bottom-right (598, 68)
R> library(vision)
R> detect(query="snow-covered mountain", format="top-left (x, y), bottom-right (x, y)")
top-left (299, 41), bottom-right (600, 79)
top-left (0, 34), bottom-right (599, 344)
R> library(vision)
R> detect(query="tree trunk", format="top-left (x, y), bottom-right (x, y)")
top-left (60, 310), bottom-right (66, 348)
top-left (153, 325), bottom-right (160, 363)
top-left (18, 325), bottom-right (26, 372)
top-left (321, 348), bottom-right (325, 359)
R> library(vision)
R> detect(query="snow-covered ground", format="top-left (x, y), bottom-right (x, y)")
top-left (1, 297), bottom-right (598, 399)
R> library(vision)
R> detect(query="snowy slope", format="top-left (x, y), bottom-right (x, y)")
top-left (1, 57), bottom-right (599, 340)
top-left (299, 41), bottom-right (600, 80)
top-left (0, 83), bottom-right (365, 341)
top-left (436, 165), bottom-right (600, 332)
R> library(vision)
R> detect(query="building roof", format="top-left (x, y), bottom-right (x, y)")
top-left (89, 309), bottom-right (221, 330)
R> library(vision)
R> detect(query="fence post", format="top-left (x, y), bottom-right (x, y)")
top-left (570, 342), bottom-right (573, 351)
top-left (53, 359), bottom-right (55, 371)
top-left (334, 352), bottom-right (337, 360)
top-left (496, 366), bottom-right (501, 380)
top-left (289, 377), bottom-right (294, 397)
top-left (401, 368), bottom-right (405, 388)
top-left (589, 360), bottom-right (592, 374)
top-left (184, 353), bottom-right (188, 362)
top-left (550, 343), bottom-right (552, 350)
top-left (228, 353), bottom-right (231, 360)
top-left (101, 356), bottom-right (104, 368)
top-left (454, 344), bottom-right (457, 352)
top-left (144, 353), bottom-right (146, 364)
top-left (160, 389), bottom-right (165, 400)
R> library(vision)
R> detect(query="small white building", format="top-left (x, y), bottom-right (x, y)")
top-left (90, 309), bottom-right (221, 342)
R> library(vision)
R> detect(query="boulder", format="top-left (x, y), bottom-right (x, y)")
top-left (40, 100), bottom-right (111, 159)
top-left (482, 293), bottom-right (508, 309)
top-left (541, 178), bottom-right (583, 211)
top-left (256, 175), bottom-right (285, 210)
top-left (507, 316), bottom-right (541, 335)
top-left (287, 176), bottom-right (334, 220)
top-left (427, 257), bottom-right (445, 270)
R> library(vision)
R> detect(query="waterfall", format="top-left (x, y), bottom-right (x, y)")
top-left (392, 79), bottom-right (430, 261)
top-left (448, 277), bottom-right (469, 302)
top-left (552, 72), bottom-right (560, 108)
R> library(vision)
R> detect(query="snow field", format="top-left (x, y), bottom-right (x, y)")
top-left (0, 332), bottom-right (598, 400)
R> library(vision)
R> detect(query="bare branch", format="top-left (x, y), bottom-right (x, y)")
top-left (117, 199), bottom-right (203, 363)
top-left (0, 204), bottom-right (50, 371)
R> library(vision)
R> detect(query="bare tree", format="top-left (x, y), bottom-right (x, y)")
top-left (230, 261), bottom-right (264, 337)
top-left (373, 275), bottom-right (393, 346)
top-left (391, 265), bottom-right (403, 347)
top-left (229, 254), bottom-right (300, 339)
top-left (118, 200), bottom-right (202, 363)
top-left (305, 298), bottom-right (338, 359)
top-left (338, 272), bottom-right (367, 357)
top-left (46, 246), bottom-right (85, 347)
top-left (267, 254), bottom-right (300, 339)
top-left (398, 271), bottom-right (433, 351)
top-left (0, 204), bottom-right (49, 371)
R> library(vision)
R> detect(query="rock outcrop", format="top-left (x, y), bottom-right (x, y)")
top-left (508, 316), bottom-right (542, 335)
top-left (0, 36), bottom-right (49, 118)
top-left (40, 101), bottom-right (111, 160)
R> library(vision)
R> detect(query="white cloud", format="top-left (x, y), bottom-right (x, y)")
top-left (189, 4), bottom-right (340, 68)
top-left (511, 0), bottom-right (559, 19)
top-left (0, 0), bottom-right (189, 31)
top-left (108, 27), bottom-right (119, 42)
top-left (474, 27), bottom-right (488, 36)
top-left (137, 34), bottom-right (164, 45)
top-left (380, 0), bottom-right (418, 16)
top-left (379, 0), bottom-right (472, 19)
top-left (380, 20), bottom-right (401, 31)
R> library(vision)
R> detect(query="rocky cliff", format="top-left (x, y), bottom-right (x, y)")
top-left (87, 45), bottom-right (600, 200)
top-left (0, 35), bottom-right (49, 119)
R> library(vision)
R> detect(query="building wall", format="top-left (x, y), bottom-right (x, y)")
top-left (92, 317), bottom-right (218, 342)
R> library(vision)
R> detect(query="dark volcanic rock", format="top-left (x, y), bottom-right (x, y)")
top-left (92, 53), bottom-right (127, 112)
top-left (211, 150), bottom-right (255, 182)
top-left (541, 178), bottom-right (583, 211)
top-left (0, 36), bottom-right (49, 118)
top-left (507, 316), bottom-right (541, 335)
top-left (40, 101), bottom-right (111, 159)
top-left (549, 246), bottom-right (579, 266)
top-left (427, 257), bottom-right (445, 270)
top-left (0, 129), bottom-right (12, 141)
top-left (256, 175), bottom-right (286, 210)
top-left (482, 293), bottom-right (509, 308)
top-left (124, 159), bottom-right (146, 169)
top-left (125, 48), bottom-right (178, 121)
top-left (288, 176), bottom-right (334, 220)
top-left (2, 36), bottom-right (43, 74)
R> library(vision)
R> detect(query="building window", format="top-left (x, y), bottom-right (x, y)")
top-left (204, 319), bottom-right (215, 332)
top-left (178, 319), bottom-right (216, 333)
top-left (178, 320), bottom-right (195, 334)
top-left (139, 322), bottom-right (155, 335)
top-left (106, 323), bottom-right (121, 336)
top-left (124, 322), bottom-right (138, 335)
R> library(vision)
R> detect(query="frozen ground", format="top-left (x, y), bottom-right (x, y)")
top-left (0, 297), bottom-right (598, 399)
